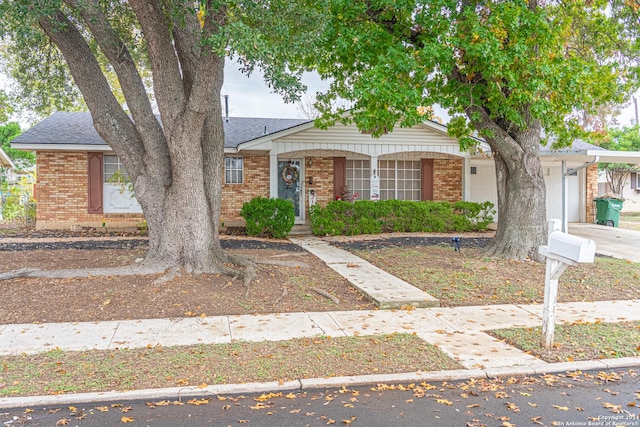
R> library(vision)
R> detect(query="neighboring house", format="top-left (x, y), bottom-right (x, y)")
top-left (11, 111), bottom-right (640, 230)
top-left (598, 170), bottom-right (640, 213)
top-left (0, 146), bottom-right (16, 182)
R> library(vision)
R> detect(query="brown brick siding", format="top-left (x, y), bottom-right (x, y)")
top-left (433, 158), bottom-right (463, 202)
top-left (585, 163), bottom-right (598, 223)
top-left (305, 157), bottom-right (335, 213)
top-left (34, 151), bottom-right (464, 229)
top-left (35, 151), bottom-right (144, 229)
top-left (220, 155), bottom-right (270, 225)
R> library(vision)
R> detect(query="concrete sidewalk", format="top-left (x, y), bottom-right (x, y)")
top-left (1, 231), bottom-right (639, 409)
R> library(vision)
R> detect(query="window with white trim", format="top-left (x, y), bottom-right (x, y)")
top-left (103, 154), bottom-right (129, 183)
top-left (378, 160), bottom-right (421, 201)
top-left (225, 156), bottom-right (244, 184)
top-left (346, 159), bottom-right (371, 200)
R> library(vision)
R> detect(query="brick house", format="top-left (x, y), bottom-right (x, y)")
top-left (11, 111), bottom-right (635, 230)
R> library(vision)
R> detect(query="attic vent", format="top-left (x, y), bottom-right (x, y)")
top-left (470, 166), bottom-right (477, 175)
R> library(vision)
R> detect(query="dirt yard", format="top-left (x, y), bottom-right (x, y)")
top-left (0, 237), bottom-right (375, 324)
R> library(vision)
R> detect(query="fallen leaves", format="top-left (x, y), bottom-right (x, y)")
top-left (602, 402), bottom-right (623, 413)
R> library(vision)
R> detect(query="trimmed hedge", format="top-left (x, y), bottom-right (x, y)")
top-left (240, 197), bottom-right (295, 239)
top-left (309, 200), bottom-right (494, 236)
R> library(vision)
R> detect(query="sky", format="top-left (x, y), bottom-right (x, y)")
top-left (2, 58), bottom-right (639, 126)
top-left (221, 60), bottom-right (640, 127)
top-left (220, 60), bottom-right (330, 119)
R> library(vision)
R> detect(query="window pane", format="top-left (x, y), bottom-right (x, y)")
top-left (225, 156), bottom-right (244, 184)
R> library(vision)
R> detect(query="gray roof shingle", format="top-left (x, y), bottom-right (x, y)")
top-left (11, 112), bottom-right (311, 148)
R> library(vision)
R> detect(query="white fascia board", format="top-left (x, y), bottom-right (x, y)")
top-left (0, 146), bottom-right (15, 168)
top-left (417, 120), bottom-right (450, 137)
top-left (10, 143), bottom-right (112, 152)
top-left (586, 149), bottom-right (640, 164)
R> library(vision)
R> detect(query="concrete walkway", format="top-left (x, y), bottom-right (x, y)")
top-left (1, 230), bottom-right (639, 409)
top-left (289, 236), bottom-right (439, 308)
top-left (569, 223), bottom-right (640, 262)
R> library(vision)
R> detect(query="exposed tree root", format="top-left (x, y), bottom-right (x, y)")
top-left (0, 268), bottom-right (41, 280)
top-left (274, 286), bottom-right (288, 305)
top-left (256, 259), bottom-right (309, 268)
top-left (0, 264), bottom-right (168, 280)
top-left (152, 269), bottom-right (181, 285)
top-left (311, 287), bottom-right (341, 304)
top-left (0, 252), bottom-right (259, 286)
top-left (215, 251), bottom-right (257, 297)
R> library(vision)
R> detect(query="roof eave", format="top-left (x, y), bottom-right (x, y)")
top-left (11, 143), bottom-right (111, 152)
top-left (0, 147), bottom-right (15, 168)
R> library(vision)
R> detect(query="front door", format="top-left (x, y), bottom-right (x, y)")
top-left (278, 159), bottom-right (304, 223)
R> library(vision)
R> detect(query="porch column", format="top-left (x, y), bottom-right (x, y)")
top-left (462, 157), bottom-right (471, 201)
top-left (269, 153), bottom-right (278, 199)
top-left (370, 156), bottom-right (378, 177)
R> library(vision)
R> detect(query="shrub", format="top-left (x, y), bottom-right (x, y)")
top-left (240, 197), bottom-right (295, 239)
top-left (309, 199), bottom-right (494, 236)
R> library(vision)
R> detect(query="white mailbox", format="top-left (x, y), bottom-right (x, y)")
top-left (547, 231), bottom-right (596, 263)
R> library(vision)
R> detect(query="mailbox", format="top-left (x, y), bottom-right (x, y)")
top-left (547, 231), bottom-right (596, 263)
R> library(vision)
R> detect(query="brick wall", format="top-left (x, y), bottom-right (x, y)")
top-left (35, 151), bottom-right (465, 229)
top-left (433, 158), bottom-right (463, 202)
top-left (585, 163), bottom-right (598, 223)
top-left (305, 157), bottom-right (334, 212)
top-left (36, 151), bottom-right (143, 229)
top-left (220, 155), bottom-right (270, 225)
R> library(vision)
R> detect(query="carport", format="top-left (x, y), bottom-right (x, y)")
top-left (542, 144), bottom-right (640, 232)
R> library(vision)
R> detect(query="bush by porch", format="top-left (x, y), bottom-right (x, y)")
top-left (309, 200), bottom-right (495, 236)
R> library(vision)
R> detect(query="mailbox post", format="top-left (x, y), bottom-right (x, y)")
top-left (538, 219), bottom-right (596, 350)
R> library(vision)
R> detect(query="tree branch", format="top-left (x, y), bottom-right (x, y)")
top-left (39, 10), bottom-right (145, 175)
top-left (128, 0), bottom-right (186, 127)
top-left (63, 0), bottom-right (170, 185)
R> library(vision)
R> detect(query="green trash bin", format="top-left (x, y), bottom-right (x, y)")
top-left (594, 197), bottom-right (624, 227)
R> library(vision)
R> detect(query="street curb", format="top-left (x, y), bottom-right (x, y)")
top-left (1, 357), bottom-right (638, 410)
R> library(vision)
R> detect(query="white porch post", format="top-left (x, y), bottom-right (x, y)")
top-left (370, 156), bottom-right (378, 177)
top-left (562, 160), bottom-right (569, 232)
top-left (269, 153), bottom-right (278, 199)
top-left (462, 157), bottom-right (471, 201)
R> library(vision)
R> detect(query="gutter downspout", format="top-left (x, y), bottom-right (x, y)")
top-left (562, 156), bottom-right (599, 232)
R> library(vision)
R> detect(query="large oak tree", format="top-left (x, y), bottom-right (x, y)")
top-left (305, 0), bottom-right (640, 260)
top-left (0, 0), bottom-right (316, 278)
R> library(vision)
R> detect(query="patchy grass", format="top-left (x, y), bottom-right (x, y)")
top-left (489, 321), bottom-right (640, 363)
top-left (620, 212), bottom-right (640, 231)
top-left (0, 333), bottom-right (462, 397)
top-left (354, 246), bottom-right (640, 306)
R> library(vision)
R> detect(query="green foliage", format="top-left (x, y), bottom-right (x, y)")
top-left (600, 125), bottom-right (640, 153)
top-left (596, 126), bottom-right (640, 194)
top-left (0, 182), bottom-right (35, 223)
top-left (0, 122), bottom-right (34, 169)
top-left (309, 200), bottom-right (494, 236)
top-left (304, 0), bottom-right (640, 148)
top-left (240, 197), bottom-right (295, 239)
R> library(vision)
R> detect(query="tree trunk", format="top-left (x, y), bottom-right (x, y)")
top-left (37, 3), bottom-right (248, 279)
top-left (467, 108), bottom-right (547, 261)
top-left (486, 149), bottom-right (547, 261)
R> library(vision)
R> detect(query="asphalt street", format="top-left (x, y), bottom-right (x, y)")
top-left (2, 369), bottom-right (638, 427)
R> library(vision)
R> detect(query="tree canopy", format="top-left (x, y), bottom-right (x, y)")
top-left (598, 125), bottom-right (640, 196)
top-left (0, 0), bottom-right (319, 278)
top-left (302, 0), bottom-right (640, 259)
top-left (0, 122), bottom-right (33, 170)
top-left (307, 0), bottom-right (639, 143)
